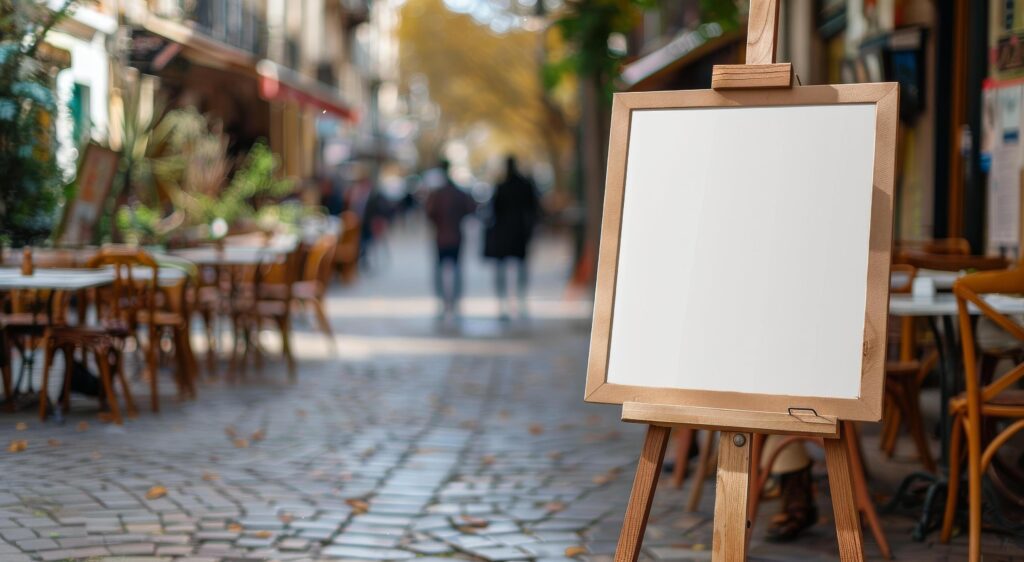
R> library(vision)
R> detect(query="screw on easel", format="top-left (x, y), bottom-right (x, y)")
top-left (732, 434), bottom-right (747, 447)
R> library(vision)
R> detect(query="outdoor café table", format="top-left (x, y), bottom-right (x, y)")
top-left (0, 268), bottom-right (116, 404)
top-left (886, 292), bottom-right (1024, 539)
top-left (166, 244), bottom-right (296, 373)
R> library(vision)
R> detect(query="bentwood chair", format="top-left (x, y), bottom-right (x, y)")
top-left (334, 210), bottom-right (362, 284)
top-left (292, 233), bottom-right (338, 351)
top-left (38, 247), bottom-right (160, 423)
top-left (940, 268), bottom-right (1024, 562)
top-left (231, 247), bottom-right (302, 378)
top-left (880, 264), bottom-right (937, 472)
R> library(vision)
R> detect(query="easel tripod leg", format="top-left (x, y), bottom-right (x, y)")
top-left (614, 424), bottom-right (671, 562)
top-left (712, 431), bottom-right (752, 562)
top-left (825, 425), bottom-right (866, 562)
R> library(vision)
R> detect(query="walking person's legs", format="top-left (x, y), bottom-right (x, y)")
top-left (450, 245), bottom-right (463, 318)
top-left (494, 258), bottom-right (509, 321)
top-left (434, 247), bottom-right (448, 317)
top-left (515, 256), bottom-right (529, 318)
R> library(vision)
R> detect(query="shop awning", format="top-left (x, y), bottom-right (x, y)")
top-left (141, 15), bottom-right (257, 75)
top-left (257, 60), bottom-right (358, 123)
top-left (619, 24), bottom-right (744, 91)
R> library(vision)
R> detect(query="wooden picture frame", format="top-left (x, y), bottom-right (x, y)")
top-left (56, 143), bottom-right (119, 246)
top-left (585, 82), bottom-right (899, 422)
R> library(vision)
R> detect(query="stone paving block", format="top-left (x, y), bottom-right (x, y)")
top-left (319, 544), bottom-right (415, 559)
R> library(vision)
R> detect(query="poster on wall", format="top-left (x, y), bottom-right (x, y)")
top-left (57, 143), bottom-right (119, 246)
top-left (991, 0), bottom-right (1024, 81)
top-left (985, 84), bottom-right (1024, 256)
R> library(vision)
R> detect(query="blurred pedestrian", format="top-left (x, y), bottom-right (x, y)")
top-left (484, 156), bottom-right (540, 321)
top-left (425, 160), bottom-right (476, 321)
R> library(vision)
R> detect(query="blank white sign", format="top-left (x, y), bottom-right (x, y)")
top-left (606, 104), bottom-right (877, 399)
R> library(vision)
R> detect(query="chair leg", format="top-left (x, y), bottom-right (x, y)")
top-left (687, 430), bottom-right (717, 512)
top-left (902, 379), bottom-right (936, 473)
top-left (276, 314), bottom-right (296, 379)
top-left (173, 326), bottom-right (196, 399)
top-left (1, 337), bottom-right (12, 403)
top-left (881, 390), bottom-right (903, 458)
top-left (844, 422), bottom-right (891, 560)
top-left (672, 428), bottom-right (695, 488)
top-left (311, 297), bottom-right (337, 353)
top-left (94, 347), bottom-right (122, 425)
top-left (147, 336), bottom-right (159, 413)
top-left (966, 417), bottom-right (983, 562)
top-left (200, 308), bottom-right (216, 374)
top-left (113, 349), bottom-right (137, 418)
top-left (60, 344), bottom-right (75, 413)
top-left (38, 339), bottom-right (56, 421)
top-left (941, 414), bottom-right (964, 543)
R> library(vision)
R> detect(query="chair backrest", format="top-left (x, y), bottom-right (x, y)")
top-left (890, 264), bottom-right (916, 294)
top-left (923, 238), bottom-right (971, 255)
top-left (303, 233), bottom-right (338, 290)
top-left (953, 268), bottom-right (1024, 418)
top-left (336, 210), bottom-right (361, 262)
top-left (86, 246), bottom-right (159, 324)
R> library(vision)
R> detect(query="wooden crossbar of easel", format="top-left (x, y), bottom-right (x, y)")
top-left (611, 2), bottom-right (869, 561)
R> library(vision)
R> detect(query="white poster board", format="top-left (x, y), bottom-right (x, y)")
top-left (586, 84), bottom-right (898, 422)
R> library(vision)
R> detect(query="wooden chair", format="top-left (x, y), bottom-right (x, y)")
top-left (335, 210), bottom-right (361, 284)
top-left (880, 264), bottom-right (937, 472)
top-left (292, 233), bottom-right (338, 351)
top-left (747, 424), bottom-right (892, 559)
top-left (2, 252), bottom-right (79, 411)
top-left (135, 270), bottom-right (199, 409)
top-left (38, 248), bottom-right (160, 423)
top-left (230, 248), bottom-right (302, 379)
top-left (940, 267), bottom-right (1024, 562)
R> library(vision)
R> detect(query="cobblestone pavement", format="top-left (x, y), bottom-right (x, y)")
top-left (2, 220), bottom-right (1023, 561)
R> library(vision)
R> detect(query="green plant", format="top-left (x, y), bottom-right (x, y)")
top-left (175, 140), bottom-right (293, 228)
top-left (0, 0), bottom-right (76, 246)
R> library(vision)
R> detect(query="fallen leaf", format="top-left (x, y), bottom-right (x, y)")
top-left (228, 523), bottom-right (243, 532)
top-left (89, 451), bottom-right (102, 460)
top-left (15, 422), bottom-right (27, 431)
top-left (459, 420), bottom-right (478, 430)
top-left (233, 438), bottom-right (249, 449)
top-left (547, 451), bottom-right (563, 461)
top-left (278, 513), bottom-right (294, 524)
top-left (250, 430), bottom-right (265, 442)
top-left (145, 485), bottom-right (167, 500)
top-left (565, 546), bottom-right (587, 556)
top-left (97, 412), bottom-right (114, 423)
top-left (253, 530), bottom-right (273, 538)
top-left (529, 423), bottom-right (544, 435)
top-left (76, 421), bottom-right (89, 432)
top-left (692, 543), bottom-right (706, 551)
top-left (481, 455), bottom-right (496, 466)
top-left (345, 498), bottom-right (369, 514)
top-left (296, 409), bottom-right (307, 418)
top-left (7, 440), bottom-right (27, 453)
top-left (544, 501), bottom-right (566, 513)
top-left (47, 439), bottom-right (61, 447)
top-left (458, 515), bottom-right (489, 528)
top-left (224, 426), bottom-right (237, 437)
top-left (592, 474), bottom-right (611, 485)
top-left (201, 472), bottom-right (220, 482)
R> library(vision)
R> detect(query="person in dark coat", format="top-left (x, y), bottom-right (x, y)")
top-left (425, 160), bottom-right (476, 320)
top-left (484, 156), bottom-right (540, 321)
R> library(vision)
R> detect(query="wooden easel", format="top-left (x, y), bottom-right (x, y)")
top-left (612, 3), bottom-right (867, 561)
